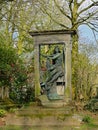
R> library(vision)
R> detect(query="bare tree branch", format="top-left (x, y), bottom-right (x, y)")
top-left (91, 0), bottom-right (98, 6)
top-left (54, 0), bottom-right (72, 21)
top-left (78, 0), bottom-right (86, 7)
top-left (78, 1), bottom-right (98, 15)
top-left (37, 0), bottom-right (70, 29)
top-left (90, 22), bottom-right (98, 28)
top-left (68, 0), bottom-right (73, 18)
top-left (40, 7), bottom-right (69, 29)
top-left (83, 21), bottom-right (98, 42)
top-left (77, 10), bottom-right (98, 26)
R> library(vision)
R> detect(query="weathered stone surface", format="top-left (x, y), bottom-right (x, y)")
top-left (30, 30), bottom-right (73, 103)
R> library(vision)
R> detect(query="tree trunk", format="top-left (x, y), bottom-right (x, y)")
top-left (71, 33), bottom-right (79, 100)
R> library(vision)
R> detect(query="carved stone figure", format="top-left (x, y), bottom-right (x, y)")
top-left (41, 46), bottom-right (65, 100)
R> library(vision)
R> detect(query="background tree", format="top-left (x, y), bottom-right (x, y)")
top-left (0, 0), bottom-right (98, 101)
top-left (0, 0), bottom-right (38, 103)
top-left (34, 0), bottom-right (98, 100)
top-left (0, 37), bottom-right (20, 99)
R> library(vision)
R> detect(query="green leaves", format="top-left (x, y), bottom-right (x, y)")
top-left (0, 41), bottom-right (26, 87)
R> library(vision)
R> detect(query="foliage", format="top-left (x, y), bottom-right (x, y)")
top-left (0, 35), bottom-right (34, 103)
top-left (0, 109), bottom-right (6, 117)
top-left (82, 115), bottom-right (93, 124)
top-left (72, 43), bottom-right (98, 100)
top-left (9, 108), bottom-right (17, 113)
top-left (84, 98), bottom-right (98, 112)
top-left (0, 44), bottom-right (19, 86)
top-left (8, 60), bottom-right (35, 104)
top-left (0, 39), bottom-right (27, 87)
top-left (10, 85), bottom-right (35, 104)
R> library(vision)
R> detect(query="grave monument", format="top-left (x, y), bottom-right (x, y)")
top-left (29, 30), bottom-right (76, 107)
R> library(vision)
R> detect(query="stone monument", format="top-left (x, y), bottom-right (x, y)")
top-left (29, 30), bottom-right (75, 107)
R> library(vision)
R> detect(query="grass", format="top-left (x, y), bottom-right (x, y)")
top-left (0, 124), bottom-right (98, 130)
top-left (0, 125), bottom-right (22, 130)
top-left (0, 125), bottom-right (81, 130)
top-left (0, 102), bottom-right (98, 130)
top-left (17, 109), bottom-right (72, 120)
top-left (1, 117), bottom-right (97, 130)
top-left (80, 123), bottom-right (98, 130)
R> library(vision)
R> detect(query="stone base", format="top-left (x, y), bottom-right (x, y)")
top-left (39, 95), bottom-right (67, 108)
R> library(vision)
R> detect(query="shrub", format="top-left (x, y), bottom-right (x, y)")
top-left (9, 108), bottom-right (17, 113)
top-left (82, 115), bottom-right (93, 123)
top-left (0, 109), bottom-right (6, 117)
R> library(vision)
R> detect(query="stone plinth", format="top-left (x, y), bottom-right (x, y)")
top-left (39, 95), bottom-right (67, 108)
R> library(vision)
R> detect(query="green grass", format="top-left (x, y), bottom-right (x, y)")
top-left (0, 125), bottom-right (34, 130)
top-left (0, 126), bottom-right (80, 130)
top-left (0, 123), bottom-right (98, 130)
top-left (0, 125), bottom-right (22, 130)
top-left (80, 123), bottom-right (98, 130)
top-left (0, 103), bottom-right (98, 130)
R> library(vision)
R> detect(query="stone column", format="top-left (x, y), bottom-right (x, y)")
top-left (65, 40), bottom-right (72, 101)
top-left (34, 43), bottom-right (41, 97)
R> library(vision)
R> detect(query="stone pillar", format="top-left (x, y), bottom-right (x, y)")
top-left (65, 40), bottom-right (72, 101)
top-left (34, 44), bottom-right (41, 97)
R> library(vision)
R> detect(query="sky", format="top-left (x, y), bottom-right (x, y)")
top-left (78, 24), bottom-right (98, 63)
top-left (78, 0), bottom-right (98, 44)
top-left (78, 25), bottom-right (98, 44)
